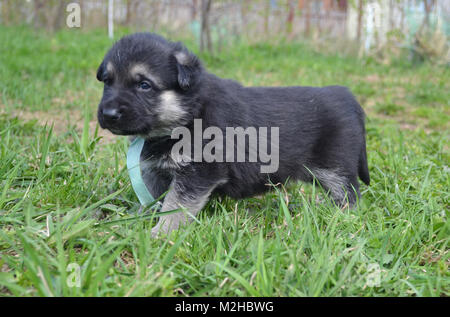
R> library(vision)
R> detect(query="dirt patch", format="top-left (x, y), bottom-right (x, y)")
top-left (364, 74), bottom-right (382, 83)
top-left (0, 106), bottom-right (116, 144)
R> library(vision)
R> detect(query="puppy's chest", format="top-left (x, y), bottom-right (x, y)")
top-left (139, 137), bottom-right (190, 172)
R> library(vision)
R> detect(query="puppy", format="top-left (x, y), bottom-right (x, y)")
top-left (96, 33), bottom-right (370, 236)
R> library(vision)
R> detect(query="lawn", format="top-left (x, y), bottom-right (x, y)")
top-left (0, 26), bottom-right (448, 296)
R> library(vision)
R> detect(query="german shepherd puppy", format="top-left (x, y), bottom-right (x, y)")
top-left (96, 33), bottom-right (370, 237)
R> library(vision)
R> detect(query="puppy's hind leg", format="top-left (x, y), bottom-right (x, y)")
top-left (311, 168), bottom-right (360, 208)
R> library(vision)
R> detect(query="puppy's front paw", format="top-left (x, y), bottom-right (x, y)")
top-left (150, 222), bottom-right (172, 238)
top-left (150, 215), bottom-right (186, 238)
top-left (151, 224), bottom-right (165, 238)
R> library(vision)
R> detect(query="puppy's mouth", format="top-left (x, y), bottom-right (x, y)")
top-left (107, 128), bottom-right (130, 135)
top-left (105, 126), bottom-right (150, 136)
top-left (98, 119), bottom-right (147, 136)
top-left (98, 116), bottom-right (149, 136)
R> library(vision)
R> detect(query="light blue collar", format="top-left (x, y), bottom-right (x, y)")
top-left (127, 137), bottom-right (155, 206)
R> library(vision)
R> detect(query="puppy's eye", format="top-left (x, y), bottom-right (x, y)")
top-left (138, 81), bottom-right (152, 91)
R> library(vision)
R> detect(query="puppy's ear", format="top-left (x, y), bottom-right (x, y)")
top-left (96, 61), bottom-right (105, 82)
top-left (173, 44), bottom-right (201, 90)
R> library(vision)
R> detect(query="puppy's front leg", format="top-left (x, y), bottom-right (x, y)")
top-left (151, 176), bottom-right (224, 237)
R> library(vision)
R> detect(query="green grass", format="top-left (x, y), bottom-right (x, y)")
top-left (0, 26), bottom-right (449, 297)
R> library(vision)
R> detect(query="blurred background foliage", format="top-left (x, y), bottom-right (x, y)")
top-left (0, 0), bottom-right (449, 65)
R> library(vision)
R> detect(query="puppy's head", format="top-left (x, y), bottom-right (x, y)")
top-left (96, 33), bottom-right (202, 136)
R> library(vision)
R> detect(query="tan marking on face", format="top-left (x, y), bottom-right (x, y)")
top-left (130, 63), bottom-right (162, 88)
top-left (106, 61), bottom-right (114, 74)
top-left (158, 90), bottom-right (187, 124)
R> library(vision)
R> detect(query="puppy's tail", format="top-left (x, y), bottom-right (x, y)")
top-left (358, 138), bottom-right (370, 186)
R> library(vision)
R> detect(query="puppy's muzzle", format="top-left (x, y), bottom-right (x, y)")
top-left (102, 107), bottom-right (122, 121)
top-left (98, 103), bottom-right (124, 128)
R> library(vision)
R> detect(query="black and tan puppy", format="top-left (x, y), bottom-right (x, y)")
top-left (96, 33), bottom-right (370, 236)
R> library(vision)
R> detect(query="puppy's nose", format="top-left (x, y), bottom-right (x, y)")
top-left (102, 108), bottom-right (122, 121)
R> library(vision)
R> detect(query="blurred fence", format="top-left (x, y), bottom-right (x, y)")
top-left (0, 0), bottom-right (449, 61)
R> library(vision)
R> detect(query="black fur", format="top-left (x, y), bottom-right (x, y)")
top-left (97, 33), bottom-right (370, 230)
